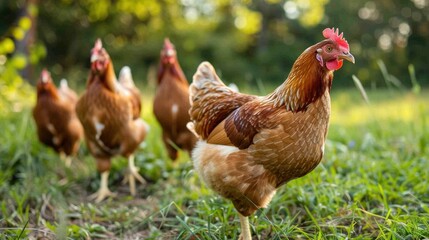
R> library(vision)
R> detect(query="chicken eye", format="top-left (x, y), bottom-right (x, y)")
top-left (326, 46), bottom-right (333, 52)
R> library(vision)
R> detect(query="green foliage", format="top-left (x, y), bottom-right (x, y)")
top-left (0, 1), bottom-right (45, 115)
top-left (3, 0), bottom-right (428, 89)
top-left (408, 64), bottom-right (421, 94)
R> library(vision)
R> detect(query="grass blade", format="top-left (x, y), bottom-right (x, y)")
top-left (16, 218), bottom-right (29, 240)
top-left (352, 75), bottom-right (370, 104)
top-left (408, 64), bottom-right (421, 94)
top-left (377, 60), bottom-right (392, 89)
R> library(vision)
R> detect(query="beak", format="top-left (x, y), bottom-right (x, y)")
top-left (338, 52), bottom-right (355, 64)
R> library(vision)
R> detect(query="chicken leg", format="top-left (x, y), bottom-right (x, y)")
top-left (59, 152), bottom-right (72, 167)
top-left (122, 155), bottom-right (146, 196)
top-left (89, 171), bottom-right (117, 203)
top-left (238, 214), bottom-right (252, 240)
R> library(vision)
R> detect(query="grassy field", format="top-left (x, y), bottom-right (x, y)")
top-left (0, 84), bottom-right (428, 239)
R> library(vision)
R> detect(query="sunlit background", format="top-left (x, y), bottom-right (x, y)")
top-left (1, 0), bottom-right (428, 91)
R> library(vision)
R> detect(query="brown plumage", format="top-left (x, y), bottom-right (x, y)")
top-left (188, 28), bottom-right (355, 239)
top-left (153, 38), bottom-right (196, 160)
top-left (33, 69), bottom-right (83, 166)
top-left (76, 39), bottom-right (149, 202)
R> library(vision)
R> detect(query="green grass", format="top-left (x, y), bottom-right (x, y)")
top-left (0, 85), bottom-right (428, 239)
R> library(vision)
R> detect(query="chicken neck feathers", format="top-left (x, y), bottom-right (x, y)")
top-left (157, 59), bottom-right (187, 85)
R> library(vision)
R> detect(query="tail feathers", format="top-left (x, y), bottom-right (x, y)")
top-left (119, 66), bottom-right (135, 88)
top-left (191, 62), bottom-right (228, 93)
top-left (189, 62), bottom-right (252, 139)
top-left (192, 62), bottom-right (225, 87)
top-left (60, 79), bottom-right (69, 90)
top-left (190, 62), bottom-right (233, 104)
top-left (59, 78), bottom-right (78, 102)
top-left (118, 66), bottom-right (142, 118)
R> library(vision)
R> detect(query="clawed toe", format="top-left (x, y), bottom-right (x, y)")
top-left (89, 188), bottom-right (117, 203)
top-left (89, 171), bottom-right (116, 203)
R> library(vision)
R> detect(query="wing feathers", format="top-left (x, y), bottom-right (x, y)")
top-left (207, 121), bottom-right (233, 146)
top-left (223, 102), bottom-right (283, 149)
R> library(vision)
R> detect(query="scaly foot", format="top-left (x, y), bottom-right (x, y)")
top-left (238, 214), bottom-right (252, 240)
top-left (89, 186), bottom-right (117, 203)
top-left (122, 155), bottom-right (146, 196)
top-left (89, 171), bottom-right (117, 203)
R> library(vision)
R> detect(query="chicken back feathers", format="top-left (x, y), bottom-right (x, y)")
top-left (189, 28), bottom-right (354, 216)
top-left (33, 69), bottom-right (83, 157)
top-left (153, 38), bottom-right (196, 160)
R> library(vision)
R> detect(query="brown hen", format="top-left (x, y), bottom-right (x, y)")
top-left (188, 28), bottom-right (355, 239)
top-left (33, 69), bottom-right (83, 167)
top-left (153, 38), bottom-right (196, 160)
top-left (76, 39), bottom-right (149, 202)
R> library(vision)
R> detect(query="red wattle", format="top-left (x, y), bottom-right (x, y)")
top-left (326, 60), bottom-right (343, 71)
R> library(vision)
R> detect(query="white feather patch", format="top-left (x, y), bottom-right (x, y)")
top-left (92, 117), bottom-right (119, 154)
top-left (119, 66), bottom-right (131, 82)
top-left (94, 119), bottom-right (105, 140)
top-left (92, 117), bottom-right (114, 154)
top-left (46, 123), bottom-right (60, 145)
top-left (228, 83), bottom-right (239, 92)
top-left (217, 144), bottom-right (240, 157)
top-left (192, 141), bottom-right (240, 169)
top-left (171, 104), bottom-right (179, 116)
top-left (60, 79), bottom-right (68, 89)
top-left (186, 122), bottom-right (199, 138)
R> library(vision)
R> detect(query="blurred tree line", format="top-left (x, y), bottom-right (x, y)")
top-left (1, 0), bottom-right (428, 92)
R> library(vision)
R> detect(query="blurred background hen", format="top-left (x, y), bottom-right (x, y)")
top-left (153, 39), bottom-right (197, 161)
top-left (32, 69), bottom-right (83, 167)
top-left (76, 39), bottom-right (149, 202)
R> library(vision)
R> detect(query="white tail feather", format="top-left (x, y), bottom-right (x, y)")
top-left (119, 66), bottom-right (135, 87)
top-left (186, 122), bottom-right (199, 138)
top-left (60, 79), bottom-right (68, 89)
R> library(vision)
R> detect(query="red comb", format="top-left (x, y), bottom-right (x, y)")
top-left (41, 68), bottom-right (50, 83)
top-left (323, 28), bottom-right (349, 50)
top-left (94, 38), bottom-right (103, 50)
top-left (163, 38), bottom-right (174, 50)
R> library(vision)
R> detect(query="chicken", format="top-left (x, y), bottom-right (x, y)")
top-left (33, 69), bottom-right (83, 167)
top-left (153, 38), bottom-right (196, 160)
top-left (76, 39), bottom-right (149, 202)
top-left (188, 28), bottom-right (355, 239)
